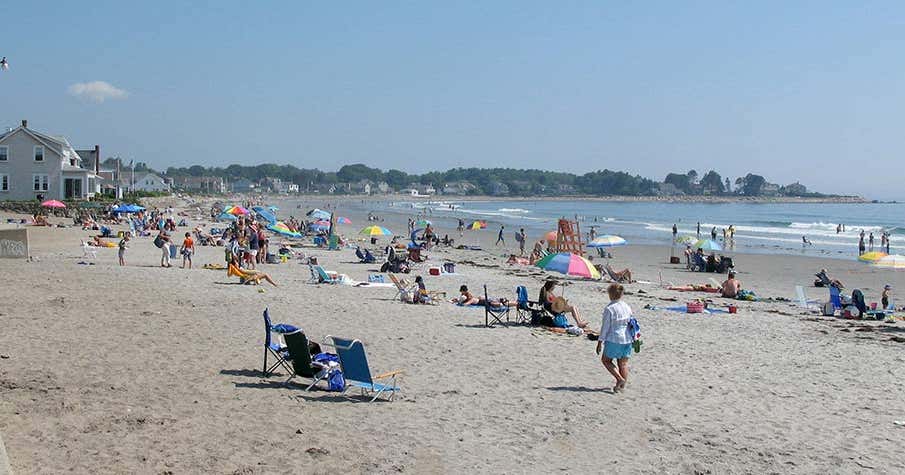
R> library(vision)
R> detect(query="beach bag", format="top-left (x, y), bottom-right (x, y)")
top-left (327, 369), bottom-right (345, 392)
top-left (552, 314), bottom-right (569, 328)
top-left (153, 235), bottom-right (164, 248)
top-left (822, 302), bottom-right (836, 316)
top-left (627, 317), bottom-right (641, 341)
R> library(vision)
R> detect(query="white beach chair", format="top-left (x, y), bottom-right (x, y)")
top-left (81, 240), bottom-right (97, 259)
top-left (795, 285), bottom-right (819, 310)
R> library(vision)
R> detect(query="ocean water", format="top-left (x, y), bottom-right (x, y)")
top-left (370, 199), bottom-right (904, 259)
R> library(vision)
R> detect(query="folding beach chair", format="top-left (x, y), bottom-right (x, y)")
top-left (328, 336), bottom-right (402, 402)
top-left (262, 308), bottom-right (295, 377)
top-left (282, 330), bottom-right (329, 390)
top-left (829, 286), bottom-right (843, 311)
top-left (795, 285), bottom-right (819, 310)
top-left (484, 284), bottom-right (510, 327)
top-left (388, 273), bottom-right (415, 302)
top-left (515, 285), bottom-right (540, 325)
top-left (604, 264), bottom-right (630, 283)
top-left (309, 264), bottom-right (339, 284)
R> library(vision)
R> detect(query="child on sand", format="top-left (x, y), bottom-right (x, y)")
top-left (882, 285), bottom-right (892, 310)
top-left (596, 283), bottom-right (634, 393)
top-left (118, 233), bottom-right (130, 266)
top-left (181, 232), bottom-right (195, 269)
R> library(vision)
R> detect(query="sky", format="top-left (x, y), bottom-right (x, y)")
top-left (1, 1), bottom-right (904, 199)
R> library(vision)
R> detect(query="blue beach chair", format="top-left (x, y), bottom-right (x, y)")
top-left (262, 308), bottom-right (297, 376)
top-left (328, 336), bottom-right (402, 402)
top-left (309, 264), bottom-right (339, 284)
top-left (829, 286), bottom-right (842, 311)
top-left (515, 285), bottom-right (540, 325)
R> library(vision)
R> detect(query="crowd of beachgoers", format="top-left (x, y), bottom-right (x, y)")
top-left (2, 193), bottom-right (905, 473)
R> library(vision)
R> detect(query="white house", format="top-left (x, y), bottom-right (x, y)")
top-left (0, 120), bottom-right (99, 201)
top-left (128, 172), bottom-right (171, 193)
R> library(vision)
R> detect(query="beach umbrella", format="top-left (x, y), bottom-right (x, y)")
top-left (858, 251), bottom-right (888, 263)
top-left (268, 205), bottom-right (279, 212)
top-left (217, 212), bottom-right (238, 222)
top-left (694, 239), bottom-right (723, 252)
top-left (307, 209), bottom-right (331, 220)
top-left (225, 206), bottom-right (250, 216)
top-left (268, 221), bottom-right (303, 238)
top-left (872, 254), bottom-right (905, 270)
top-left (336, 217), bottom-right (352, 224)
top-left (251, 206), bottom-right (277, 224)
top-left (41, 199), bottom-right (66, 208)
top-left (468, 221), bottom-right (485, 230)
top-left (360, 225), bottom-right (393, 236)
top-left (588, 235), bottom-right (627, 248)
top-left (415, 219), bottom-right (432, 227)
top-left (312, 219), bottom-right (331, 226)
top-left (535, 252), bottom-right (601, 280)
top-left (676, 235), bottom-right (697, 245)
top-left (113, 203), bottom-right (145, 213)
top-left (410, 228), bottom-right (425, 243)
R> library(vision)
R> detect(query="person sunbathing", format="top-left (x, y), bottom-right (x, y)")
top-left (720, 271), bottom-right (741, 298)
top-left (596, 264), bottom-right (633, 283)
top-left (227, 258), bottom-right (277, 286)
top-left (450, 285), bottom-right (514, 307)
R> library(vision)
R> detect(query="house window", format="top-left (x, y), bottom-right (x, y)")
top-left (33, 174), bottom-right (49, 191)
top-left (34, 146), bottom-right (44, 162)
top-left (0, 174), bottom-right (8, 191)
top-left (0, 146), bottom-right (8, 161)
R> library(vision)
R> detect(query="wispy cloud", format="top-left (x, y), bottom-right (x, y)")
top-left (67, 81), bottom-right (129, 103)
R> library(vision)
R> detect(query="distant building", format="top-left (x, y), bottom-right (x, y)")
top-left (442, 181), bottom-right (476, 195)
top-left (0, 120), bottom-right (99, 201)
top-left (490, 182), bottom-right (510, 196)
top-left (174, 176), bottom-right (228, 193)
top-left (376, 181), bottom-right (391, 194)
top-left (231, 178), bottom-right (257, 193)
top-left (782, 182), bottom-right (808, 196)
top-left (128, 172), bottom-right (171, 193)
top-left (760, 183), bottom-right (781, 197)
top-left (658, 183), bottom-right (683, 196)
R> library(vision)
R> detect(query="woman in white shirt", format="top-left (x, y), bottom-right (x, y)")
top-left (595, 283), bottom-right (634, 392)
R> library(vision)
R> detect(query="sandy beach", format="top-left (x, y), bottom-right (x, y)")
top-left (2, 196), bottom-right (905, 473)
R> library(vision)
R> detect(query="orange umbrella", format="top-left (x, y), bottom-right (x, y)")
top-left (543, 230), bottom-right (558, 242)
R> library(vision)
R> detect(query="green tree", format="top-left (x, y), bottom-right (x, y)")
top-left (700, 170), bottom-right (724, 194)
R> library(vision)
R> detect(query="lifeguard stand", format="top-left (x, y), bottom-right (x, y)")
top-left (553, 218), bottom-right (584, 256)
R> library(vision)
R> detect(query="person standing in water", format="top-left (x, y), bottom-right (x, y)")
top-left (696, 222), bottom-right (701, 238)
top-left (672, 224), bottom-right (678, 242)
top-left (869, 232), bottom-right (875, 252)
top-left (711, 227), bottom-right (717, 240)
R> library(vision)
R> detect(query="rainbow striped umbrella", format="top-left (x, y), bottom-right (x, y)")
top-left (858, 251), bottom-right (888, 263)
top-left (588, 235), bottom-right (627, 248)
top-left (267, 221), bottom-right (302, 238)
top-left (535, 252), bottom-right (601, 279)
top-left (336, 217), bottom-right (352, 224)
top-left (360, 225), bottom-right (393, 236)
top-left (225, 206), bottom-right (250, 216)
top-left (872, 254), bottom-right (905, 270)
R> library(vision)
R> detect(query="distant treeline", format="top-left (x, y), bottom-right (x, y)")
top-left (157, 162), bottom-right (826, 197)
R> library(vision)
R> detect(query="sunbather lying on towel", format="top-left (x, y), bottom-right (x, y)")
top-left (228, 262), bottom-right (277, 286)
top-left (450, 285), bottom-right (515, 307)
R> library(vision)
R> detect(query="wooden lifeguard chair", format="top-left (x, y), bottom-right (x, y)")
top-left (553, 218), bottom-right (584, 256)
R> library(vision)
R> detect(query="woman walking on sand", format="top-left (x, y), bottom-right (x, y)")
top-left (596, 283), bottom-right (634, 392)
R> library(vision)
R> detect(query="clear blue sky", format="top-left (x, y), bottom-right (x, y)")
top-left (2, 1), bottom-right (904, 198)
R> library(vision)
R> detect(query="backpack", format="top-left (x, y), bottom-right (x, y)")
top-left (153, 235), bottom-right (164, 248)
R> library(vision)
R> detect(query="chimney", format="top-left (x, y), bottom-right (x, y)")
top-left (21, 119), bottom-right (27, 128)
top-left (94, 145), bottom-right (100, 173)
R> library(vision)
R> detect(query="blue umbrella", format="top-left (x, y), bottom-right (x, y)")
top-left (217, 212), bottom-right (238, 222)
top-left (251, 206), bottom-right (277, 224)
top-left (694, 239), bottom-right (722, 252)
top-left (113, 203), bottom-right (145, 213)
top-left (308, 223), bottom-right (330, 232)
top-left (306, 209), bottom-right (331, 220)
top-left (410, 228), bottom-right (424, 243)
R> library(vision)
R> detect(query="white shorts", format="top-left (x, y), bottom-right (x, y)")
top-left (248, 249), bottom-right (258, 257)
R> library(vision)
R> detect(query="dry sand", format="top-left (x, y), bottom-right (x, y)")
top-left (1, 198), bottom-right (905, 474)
